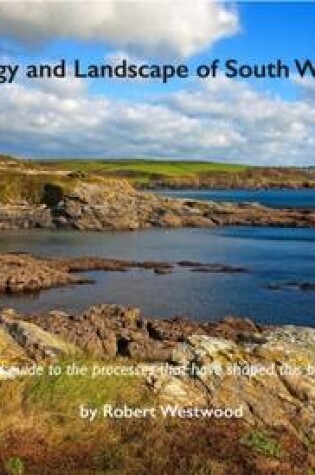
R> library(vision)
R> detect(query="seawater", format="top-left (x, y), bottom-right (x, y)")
top-left (156, 189), bottom-right (315, 209)
top-left (0, 223), bottom-right (314, 326)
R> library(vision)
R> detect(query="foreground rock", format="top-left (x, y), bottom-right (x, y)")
top-left (2, 302), bottom-right (315, 455)
top-left (0, 179), bottom-right (315, 230)
top-left (0, 311), bottom-right (79, 365)
top-left (2, 303), bottom-right (315, 442)
top-left (29, 304), bottom-right (217, 361)
top-left (0, 304), bottom-right (259, 364)
top-left (150, 330), bottom-right (315, 431)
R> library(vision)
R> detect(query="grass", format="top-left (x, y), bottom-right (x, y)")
top-left (0, 156), bottom-right (315, 205)
top-left (0, 159), bottom-right (138, 205)
top-left (0, 358), bottom-right (153, 473)
top-left (4, 457), bottom-right (24, 475)
top-left (40, 158), bottom-right (315, 189)
top-left (0, 158), bottom-right (249, 204)
top-left (0, 328), bottom-right (29, 366)
top-left (241, 430), bottom-right (282, 459)
top-left (41, 158), bottom-right (248, 174)
top-left (0, 169), bottom-right (115, 205)
top-left (40, 159), bottom-right (249, 187)
top-left (0, 358), bottom-right (153, 429)
top-left (0, 171), bottom-right (73, 205)
top-left (26, 359), bottom-right (151, 414)
top-left (0, 360), bottom-right (312, 473)
top-left (0, 156), bottom-right (314, 197)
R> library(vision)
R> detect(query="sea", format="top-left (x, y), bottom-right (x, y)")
top-left (0, 189), bottom-right (314, 326)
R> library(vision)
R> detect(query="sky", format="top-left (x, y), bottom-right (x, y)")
top-left (0, 1), bottom-right (314, 165)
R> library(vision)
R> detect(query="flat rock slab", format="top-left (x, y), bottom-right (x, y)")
top-left (0, 253), bottom-right (249, 295)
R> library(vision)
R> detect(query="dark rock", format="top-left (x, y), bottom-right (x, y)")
top-left (190, 264), bottom-right (247, 273)
top-left (177, 261), bottom-right (204, 267)
top-left (300, 282), bottom-right (315, 291)
top-left (154, 268), bottom-right (172, 275)
top-left (268, 281), bottom-right (315, 292)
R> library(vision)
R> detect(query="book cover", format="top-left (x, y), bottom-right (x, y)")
top-left (0, 1), bottom-right (314, 473)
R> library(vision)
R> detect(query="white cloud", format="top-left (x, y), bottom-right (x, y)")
top-left (0, 0), bottom-right (239, 58)
top-left (30, 73), bottom-right (87, 98)
top-left (166, 77), bottom-right (315, 165)
top-left (293, 76), bottom-right (315, 103)
top-left (0, 74), bottom-right (314, 165)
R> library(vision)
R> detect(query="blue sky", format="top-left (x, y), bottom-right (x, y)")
top-left (0, 1), bottom-right (314, 165)
top-left (6, 2), bottom-right (313, 100)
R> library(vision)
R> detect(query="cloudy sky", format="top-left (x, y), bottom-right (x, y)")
top-left (0, 1), bottom-right (314, 165)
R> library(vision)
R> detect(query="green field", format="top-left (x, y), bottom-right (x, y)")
top-left (41, 159), bottom-right (248, 175)
top-left (1, 155), bottom-right (315, 192)
top-left (40, 159), bottom-right (252, 187)
top-left (40, 158), bottom-right (315, 190)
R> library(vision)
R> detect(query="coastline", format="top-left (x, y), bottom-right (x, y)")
top-left (0, 156), bottom-right (315, 231)
top-left (0, 227), bottom-right (314, 473)
top-left (140, 183), bottom-right (315, 191)
top-left (1, 297), bottom-right (315, 473)
top-left (0, 182), bottom-right (315, 231)
top-left (0, 160), bottom-right (315, 472)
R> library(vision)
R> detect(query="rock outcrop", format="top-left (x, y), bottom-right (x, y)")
top-left (0, 205), bottom-right (52, 230)
top-left (150, 330), bottom-right (315, 430)
top-left (268, 281), bottom-right (315, 292)
top-left (2, 302), bottom-right (315, 448)
top-left (0, 254), bottom-right (92, 294)
top-left (0, 253), bottom-right (248, 295)
top-left (0, 308), bottom-right (79, 369)
top-left (29, 304), bottom-right (212, 361)
top-left (50, 182), bottom-right (315, 230)
top-left (0, 179), bottom-right (315, 231)
top-left (1, 304), bottom-right (258, 363)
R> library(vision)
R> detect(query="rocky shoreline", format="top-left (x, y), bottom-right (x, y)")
top-left (0, 180), bottom-right (315, 231)
top-left (2, 301), bottom-right (315, 446)
top-left (2, 252), bottom-right (315, 434)
top-left (1, 251), bottom-right (315, 471)
top-left (0, 253), bottom-right (247, 295)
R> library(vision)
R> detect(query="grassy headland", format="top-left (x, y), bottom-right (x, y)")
top-left (0, 155), bottom-right (315, 231)
top-left (0, 155), bottom-right (126, 205)
top-left (0, 155), bottom-right (315, 196)
top-left (39, 158), bottom-right (315, 189)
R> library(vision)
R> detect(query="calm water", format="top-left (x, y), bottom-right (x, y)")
top-left (157, 189), bottom-right (315, 209)
top-left (0, 226), bottom-right (315, 326)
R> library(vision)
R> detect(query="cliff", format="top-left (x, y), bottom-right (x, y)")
top-left (0, 175), bottom-right (315, 231)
